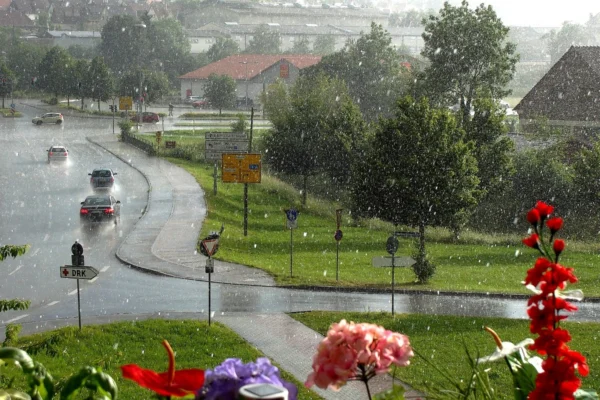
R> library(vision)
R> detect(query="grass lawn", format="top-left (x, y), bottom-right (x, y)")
top-left (290, 311), bottom-right (600, 399)
top-left (0, 108), bottom-right (22, 117)
top-left (166, 158), bottom-right (600, 297)
top-left (1, 319), bottom-right (321, 400)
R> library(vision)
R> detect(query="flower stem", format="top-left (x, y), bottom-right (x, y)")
top-left (363, 378), bottom-right (373, 400)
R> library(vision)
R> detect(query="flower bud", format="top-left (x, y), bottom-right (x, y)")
top-left (534, 201), bottom-right (554, 218)
top-left (522, 234), bottom-right (539, 250)
top-left (527, 209), bottom-right (540, 225)
top-left (553, 239), bottom-right (565, 254)
top-left (546, 217), bottom-right (563, 234)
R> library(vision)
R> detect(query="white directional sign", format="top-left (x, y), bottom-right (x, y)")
top-left (205, 132), bottom-right (247, 139)
top-left (372, 256), bottom-right (416, 267)
top-left (60, 265), bottom-right (99, 280)
top-left (205, 140), bottom-right (249, 161)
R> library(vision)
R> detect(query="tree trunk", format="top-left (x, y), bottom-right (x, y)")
top-left (302, 174), bottom-right (308, 206)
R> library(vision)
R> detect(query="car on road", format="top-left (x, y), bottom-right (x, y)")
top-left (185, 95), bottom-right (201, 104)
top-left (192, 98), bottom-right (210, 109)
top-left (47, 145), bottom-right (68, 162)
top-left (80, 194), bottom-right (121, 225)
top-left (32, 113), bottom-right (64, 125)
top-left (89, 168), bottom-right (117, 191)
top-left (130, 112), bottom-right (159, 123)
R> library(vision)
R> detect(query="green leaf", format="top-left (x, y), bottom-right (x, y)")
top-left (60, 367), bottom-right (96, 400)
top-left (0, 348), bottom-right (34, 370)
top-left (374, 384), bottom-right (406, 399)
top-left (0, 388), bottom-right (32, 400)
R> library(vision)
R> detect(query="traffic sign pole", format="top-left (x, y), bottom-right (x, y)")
top-left (77, 279), bottom-right (82, 330)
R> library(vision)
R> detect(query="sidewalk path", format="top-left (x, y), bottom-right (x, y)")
top-left (87, 134), bottom-right (423, 400)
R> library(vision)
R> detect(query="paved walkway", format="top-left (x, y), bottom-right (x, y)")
top-left (87, 134), bottom-right (423, 399)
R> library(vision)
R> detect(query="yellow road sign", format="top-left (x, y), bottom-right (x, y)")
top-left (222, 153), bottom-right (261, 183)
top-left (119, 96), bottom-right (133, 111)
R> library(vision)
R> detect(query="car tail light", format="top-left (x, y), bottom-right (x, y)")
top-left (80, 208), bottom-right (89, 215)
top-left (104, 208), bottom-right (114, 214)
top-left (90, 177), bottom-right (94, 183)
top-left (64, 152), bottom-right (68, 156)
top-left (49, 152), bottom-right (53, 156)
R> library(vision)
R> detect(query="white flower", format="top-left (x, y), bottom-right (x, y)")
top-left (477, 339), bottom-right (534, 364)
top-left (524, 284), bottom-right (584, 301)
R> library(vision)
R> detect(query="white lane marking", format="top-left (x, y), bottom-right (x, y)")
top-left (89, 277), bottom-right (98, 283)
top-left (68, 289), bottom-right (80, 296)
top-left (43, 234), bottom-right (50, 242)
top-left (45, 301), bottom-right (59, 307)
top-left (6, 314), bottom-right (29, 323)
top-left (8, 265), bottom-right (22, 275)
top-left (100, 266), bottom-right (110, 273)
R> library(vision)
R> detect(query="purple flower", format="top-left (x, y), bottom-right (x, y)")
top-left (196, 358), bottom-right (297, 400)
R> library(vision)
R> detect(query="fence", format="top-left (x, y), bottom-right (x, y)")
top-left (121, 130), bottom-right (156, 156)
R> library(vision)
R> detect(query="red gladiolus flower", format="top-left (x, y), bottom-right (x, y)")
top-left (547, 217), bottom-right (564, 234)
top-left (522, 201), bottom-right (588, 399)
top-left (553, 239), bottom-right (565, 254)
top-left (527, 209), bottom-right (540, 225)
top-left (121, 340), bottom-right (204, 398)
top-left (522, 234), bottom-right (539, 249)
top-left (535, 201), bottom-right (554, 218)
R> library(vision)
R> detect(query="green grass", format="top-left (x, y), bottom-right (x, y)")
top-left (165, 158), bottom-right (600, 297)
top-left (0, 108), bottom-right (22, 117)
top-left (1, 319), bottom-right (321, 400)
top-left (180, 112), bottom-right (268, 120)
top-left (290, 311), bottom-right (600, 398)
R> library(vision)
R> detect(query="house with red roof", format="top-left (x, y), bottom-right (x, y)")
top-left (178, 53), bottom-right (322, 105)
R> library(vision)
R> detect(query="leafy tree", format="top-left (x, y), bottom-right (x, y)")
top-left (245, 25), bottom-right (281, 54)
top-left (544, 22), bottom-right (589, 63)
top-left (264, 73), bottom-right (366, 205)
top-left (119, 68), bottom-right (169, 105)
top-left (36, 11), bottom-right (52, 36)
top-left (146, 18), bottom-right (192, 82)
top-left (260, 79), bottom-right (290, 127)
top-left (289, 36), bottom-right (310, 54)
top-left (1, 244), bottom-right (30, 343)
top-left (6, 42), bottom-right (46, 91)
top-left (0, 26), bottom-right (20, 50)
top-left (351, 97), bottom-right (479, 282)
top-left (420, 0), bottom-right (518, 126)
top-left (307, 23), bottom-right (411, 121)
top-left (312, 34), bottom-right (336, 55)
top-left (0, 62), bottom-right (15, 108)
top-left (70, 58), bottom-right (89, 109)
top-left (99, 15), bottom-right (148, 75)
top-left (87, 56), bottom-right (114, 111)
top-left (572, 141), bottom-right (600, 206)
top-left (37, 46), bottom-right (73, 98)
top-left (464, 98), bottom-right (515, 197)
top-left (207, 36), bottom-right (240, 62)
top-left (203, 73), bottom-right (236, 115)
top-left (389, 9), bottom-right (432, 27)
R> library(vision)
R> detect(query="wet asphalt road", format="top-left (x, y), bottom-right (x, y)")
top-left (3, 101), bottom-right (600, 335)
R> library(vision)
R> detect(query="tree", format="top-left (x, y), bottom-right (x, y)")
top-left (260, 79), bottom-right (290, 127)
top-left (37, 46), bottom-right (73, 98)
top-left (1, 244), bottom-right (30, 344)
top-left (351, 97), bottom-right (479, 282)
top-left (389, 9), bottom-right (432, 27)
top-left (264, 73), bottom-right (366, 205)
top-left (0, 62), bottom-right (15, 108)
top-left (464, 98), bottom-right (515, 197)
top-left (245, 25), bottom-right (281, 54)
top-left (146, 18), bottom-right (192, 82)
top-left (203, 74), bottom-right (236, 115)
top-left (288, 36), bottom-right (310, 54)
top-left (306, 23), bottom-right (411, 120)
top-left (544, 22), bottom-right (589, 63)
top-left (572, 142), bottom-right (600, 205)
top-left (119, 68), bottom-right (169, 104)
top-left (67, 44), bottom-right (98, 60)
top-left (99, 15), bottom-right (147, 75)
top-left (87, 56), bottom-right (114, 111)
top-left (420, 0), bottom-right (518, 127)
top-left (312, 34), bottom-right (336, 55)
top-left (207, 36), bottom-right (240, 62)
top-left (6, 42), bottom-right (46, 92)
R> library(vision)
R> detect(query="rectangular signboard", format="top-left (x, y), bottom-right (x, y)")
top-left (119, 96), bottom-right (133, 111)
top-left (222, 153), bottom-right (261, 183)
top-left (205, 140), bottom-right (249, 151)
top-left (372, 256), bottom-right (416, 267)
top-left (60, 265), bottom-right (99, 279)
top-left (205, 132), bottom-right (247, 140)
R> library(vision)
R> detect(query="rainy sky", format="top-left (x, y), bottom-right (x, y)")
top-left (446, 0), bottom-right (600, 27)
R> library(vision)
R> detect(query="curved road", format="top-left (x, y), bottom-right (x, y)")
top-left (2, 101), bottom-right (600, 338)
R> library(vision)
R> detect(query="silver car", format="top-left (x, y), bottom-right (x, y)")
top-left (32, 113), bottom-right (64, 125)
top-left (47, 145), bottom-right (68, 162)
top-left (89, 168), bottom-right (117, 191)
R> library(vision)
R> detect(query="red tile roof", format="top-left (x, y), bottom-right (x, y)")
top-left (0, 0), bottom-right (11, 10)
top-left (179, 54), bottom-right (322, 80)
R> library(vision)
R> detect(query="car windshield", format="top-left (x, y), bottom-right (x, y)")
top-left (92, 170), bottom-right (112, 177)
top-left (51, 147), bottom-right (66, 152)
top-left (84, 197), bottom-right (110, 206)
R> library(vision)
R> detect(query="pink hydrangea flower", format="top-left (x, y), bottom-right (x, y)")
top-left (305, 320), bottom-right (413, 392)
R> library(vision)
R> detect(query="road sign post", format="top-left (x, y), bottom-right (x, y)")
top-left (335, 208), bottom-right (343, 282)
top-left (61, 242), bottom-right (99, 330)
top-left (285, 209), bottom-right (298, 278)
top-left (200, 224), bottom-right (224, 327)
